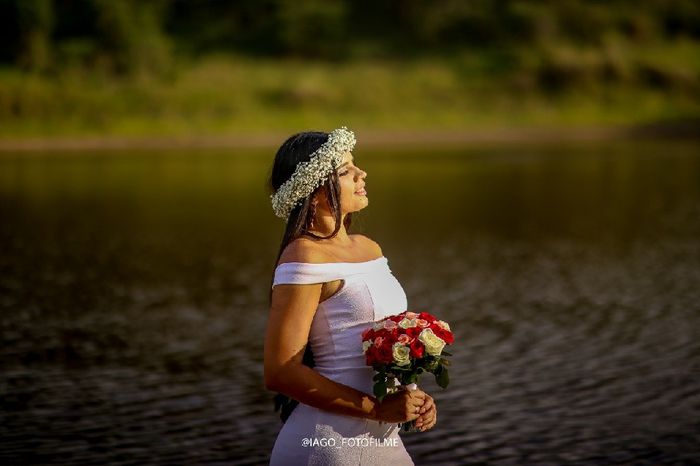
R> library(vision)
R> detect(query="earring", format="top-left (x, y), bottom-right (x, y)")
top-left (308, 202), bottom-right (317, 229)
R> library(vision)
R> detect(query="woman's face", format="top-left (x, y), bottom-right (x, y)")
top-left (317, 151), bottom-right (368, 214)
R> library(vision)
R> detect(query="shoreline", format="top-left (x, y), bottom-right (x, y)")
top-left (0, 121), bottom-right (698, 152)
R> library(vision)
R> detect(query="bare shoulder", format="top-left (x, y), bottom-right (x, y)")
top-left (278, 237), bottom-right (334, 266)
top-left (351, 234), bottom-right (383, 258)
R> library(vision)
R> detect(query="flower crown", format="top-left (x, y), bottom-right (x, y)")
top-left (270, 126), bottom-right (356, 219)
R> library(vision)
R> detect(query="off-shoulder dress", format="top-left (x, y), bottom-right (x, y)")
top-left (269, 256), bottom-right (415, 466)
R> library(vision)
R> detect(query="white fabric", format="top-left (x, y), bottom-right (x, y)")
top-left (269, 256), bottom-right (415, 465)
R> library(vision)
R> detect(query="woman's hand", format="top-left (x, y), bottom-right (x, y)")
top-left (413, 393), bottom-right (437, 432)
top-left (374, 389), bottom-right (427, 423)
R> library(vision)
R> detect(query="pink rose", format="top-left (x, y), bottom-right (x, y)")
top-left (397, 334), bottom-right (413, 345)
top-left (416, 318), bottom-right (430, 328)
top-left (383, 319), bottom-right (398, 330)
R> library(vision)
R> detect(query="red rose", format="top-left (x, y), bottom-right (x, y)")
top-left (365, 346), bottom-right (378, 365)
top-left (389, 328), bottom-right (399, 340)
top-left (440, 330), bottom-right (455, 344)
top-left (430, 324), bottom-right (454, 344)
top-left (380, 337), bottom-right (394, 351)
top-left (409, 339), bottom-right (424, 358)
top-left (377, 342), bottom-right (394, 364)
top-left (406, 326), bottom-right (422, 338)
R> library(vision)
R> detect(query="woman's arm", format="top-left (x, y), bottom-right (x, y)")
top-left (264, 281), bottom-right (426, 422)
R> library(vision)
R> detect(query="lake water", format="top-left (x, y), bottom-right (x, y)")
top-left (1, 140), bottom-right (699, 465)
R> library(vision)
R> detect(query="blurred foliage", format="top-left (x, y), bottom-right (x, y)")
top-left (0, 0), bottom-right (698, 136)
top-left (1, 0), bottom-right (699, 68)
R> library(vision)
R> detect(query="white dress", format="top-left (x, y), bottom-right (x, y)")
top-left (269, 256), bottom-right (415, 466)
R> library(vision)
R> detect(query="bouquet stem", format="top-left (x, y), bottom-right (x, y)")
top-left (400, 383), bottom-right (421, 433)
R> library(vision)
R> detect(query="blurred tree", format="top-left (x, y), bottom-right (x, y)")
top-left (164, 0), bottom-right (280, 56)
top-left (15, 0), bottom-right (54, 71)
top-left (92, 0), bottom-right (170, 74)
top-left (0, 0), bottom-right (699, 76)
top-left (277, 0), bottom-right (348, 58)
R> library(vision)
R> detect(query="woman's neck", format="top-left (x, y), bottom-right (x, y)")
top-left (306, 213), bottom-right (351, 244)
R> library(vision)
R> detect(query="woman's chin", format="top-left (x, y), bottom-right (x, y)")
top-left (351, 200), bottom-right (368, 212)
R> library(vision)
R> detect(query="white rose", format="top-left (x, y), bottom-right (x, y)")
top-left (418, 328), bottom-right (446, 356)
top-left (398, 318), bottom-right (417, 329)
top-left (392, 342), bottom-right (411, 366)
top-left (436, 320), bottom-right (451, 331)
top-left (362, 340), bottom-right (372, 353)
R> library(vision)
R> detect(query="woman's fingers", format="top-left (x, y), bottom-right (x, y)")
top-left (421, 420), bottom-right (435, 431)
top-left (408, 392), bottom-right (426, 409)
top-left (405, 390), bottom-right (429, 421)
top-left (418, 412), bottom-right (436, 431)
top-left (419, 395), bottom-right (433, 414)
top-left (424, 410), bottom-right (437, 430)
top-left (414, 404), bottom-right (435, 426)
top-left (415, 400), bottom-right (437, 431)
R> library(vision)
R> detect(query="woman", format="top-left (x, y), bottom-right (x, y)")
top-left (264, 127), bottom-right (437, 465)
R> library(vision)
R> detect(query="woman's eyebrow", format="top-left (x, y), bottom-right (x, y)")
top-left (338, 158), bottom-right (354, 169)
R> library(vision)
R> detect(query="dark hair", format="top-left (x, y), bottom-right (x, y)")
top-left (267, 131), bottom-right (353, 423)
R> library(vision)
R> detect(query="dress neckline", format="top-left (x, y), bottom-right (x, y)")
top-left (276, 256), bottom-right (386, 268)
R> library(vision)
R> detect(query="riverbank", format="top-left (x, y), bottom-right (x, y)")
top-left (2, 50), bottom-right (698, 150)
top-left (1, 120), bottom-right (698, 152)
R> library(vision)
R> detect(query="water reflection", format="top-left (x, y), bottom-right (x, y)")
top-left (1, 141), bottom-right (699, 465)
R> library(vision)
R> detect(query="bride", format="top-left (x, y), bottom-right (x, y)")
top-left (264, 127), bottom-right (437, 465)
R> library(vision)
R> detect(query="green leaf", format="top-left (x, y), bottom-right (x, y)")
top-left (441, 350), bottom-right (452, 356)
top-left (436, 367), bottom-right (450, 388)
top-left (394, 365), bottom-right (413, 371)
top-left (373, 380), bottom-right (387, 401)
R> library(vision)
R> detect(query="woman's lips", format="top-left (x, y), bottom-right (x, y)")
top-left (355, 188), bottom-right (367, 196)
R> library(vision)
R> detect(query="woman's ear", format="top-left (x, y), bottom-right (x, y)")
top-left (313, 187), bottom-right (326, 205)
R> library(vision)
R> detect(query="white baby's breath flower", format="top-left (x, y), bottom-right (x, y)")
top-left (392, 342), bottom-right (411, 366)
top-left (362, 340), bottom-right (372, 354)
top-left (271, 126), bottom-right (356, 219)
top-left (418, 328), bottom-right (446, 356)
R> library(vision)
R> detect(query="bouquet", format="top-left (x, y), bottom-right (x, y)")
top-left (362, 311), bottom-right (454, 433)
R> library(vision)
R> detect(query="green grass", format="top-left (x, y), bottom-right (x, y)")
top-left (1, 39), bottom-right (699, 139)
